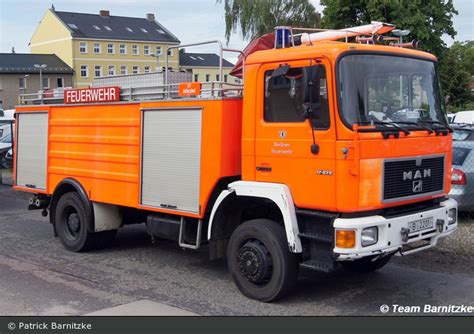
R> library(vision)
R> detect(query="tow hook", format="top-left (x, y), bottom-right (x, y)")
top-left (436, 219), bottom-right (445, 233)
top-left (400, 227), bottom-right (410, 243)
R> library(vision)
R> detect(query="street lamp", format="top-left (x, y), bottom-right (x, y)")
top-left (34, 64), bottom-right (47, 104)
top-left (149, 53), bottom-right (161, 72)
top-left (392, 29), bottom-right (410, 44)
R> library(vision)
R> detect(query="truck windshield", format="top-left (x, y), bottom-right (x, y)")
top-left (338, 54), bottom-right (447, 129)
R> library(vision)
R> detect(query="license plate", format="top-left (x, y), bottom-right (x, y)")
top-left (407, 217), bottom-right (434, 233)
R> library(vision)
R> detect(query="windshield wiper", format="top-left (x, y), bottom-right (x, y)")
top-left (418, 120), bottom-right (453, 134)
top-left (357, 121), bottom-right (411, 136)
top-left (391, 121), bottom-right (434, 134)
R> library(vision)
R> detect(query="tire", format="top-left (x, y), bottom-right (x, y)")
top-left (227, 219), bottom-right (298, 302)
top-left (340, 255), bottom-right (392, 273)
top-left (55, 192), bottom-right (98, 252)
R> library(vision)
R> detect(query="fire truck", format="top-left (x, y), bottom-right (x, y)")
top-left (14, 22), bottom-right (457, 302)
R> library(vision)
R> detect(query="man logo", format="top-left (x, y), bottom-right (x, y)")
top-left (278, 130), bottom-right (287, 139)
top-left (413, 180), bottom-right (423, 193)
top-left (403, 169), bottom-right (431, 180)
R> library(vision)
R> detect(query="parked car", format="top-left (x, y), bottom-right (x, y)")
top-left (449, 141), bottom-right (474, 211)
top-left (451, 123), bottom-right (474, 141)
top-left (0, 128), bottom-right (12, 169)
top-left (451, 110), bottom-right (474, 124)
top-left (2, 148), bottom-right (13, 169)
top-left (447, 113), bottom-right (456, 123)
top-left (0, 109), bottom-right (15, 121)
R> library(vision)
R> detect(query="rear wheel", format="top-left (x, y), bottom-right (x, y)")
top-left (227, 219), bottom-right (298, 302)
top-left (55, 192), bottom-right (99, 252)
top-left (340, 255), bottom-right (392, 273)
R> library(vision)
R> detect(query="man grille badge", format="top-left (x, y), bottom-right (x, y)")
top-left (413, 180), bottom-right (423, 193)
top-left (279, 130), bottom-right (287, 139)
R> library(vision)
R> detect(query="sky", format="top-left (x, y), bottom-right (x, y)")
top-left (0, 0), bottom-right (472, 58)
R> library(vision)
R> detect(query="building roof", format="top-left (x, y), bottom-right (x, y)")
top-left (179, 52), bottom-right (234, 68)
top-left (54, 10), bottom-right (180, 43)
top-left (0, 53), bottom-right (73, 74)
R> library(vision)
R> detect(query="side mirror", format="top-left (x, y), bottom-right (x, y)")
top-left (302, 65), bottom-right (321, 119)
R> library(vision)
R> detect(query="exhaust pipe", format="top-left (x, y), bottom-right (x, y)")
top-left (28, 196), bottom-right (50, 211)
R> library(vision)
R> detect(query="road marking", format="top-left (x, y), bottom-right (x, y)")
top-left (85, 299), bottom-right (199, 316)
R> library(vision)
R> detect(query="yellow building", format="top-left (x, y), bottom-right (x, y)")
top-left (179, 52), bottom-right (239, 84)
top-left (30, 7), bottom-right (181, 87)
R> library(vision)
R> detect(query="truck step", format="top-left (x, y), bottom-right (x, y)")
top-left (300, 260), bottom-right (336, 273)
top-left (298, 232), bottom-right (333, 244)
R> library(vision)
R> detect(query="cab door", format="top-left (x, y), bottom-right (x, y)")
top-left (254, 58), bottom-right (337, 211)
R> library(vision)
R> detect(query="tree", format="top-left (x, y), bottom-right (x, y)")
top-left (439, 41), bottom-right (474, 109)
top-left (320, 0), bottom-right (458, 56)
top-left (219, 0), bottom-right (321, 43)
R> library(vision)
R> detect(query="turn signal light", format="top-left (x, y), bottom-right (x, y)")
top-left (336, 230), bottom-right (356, 248)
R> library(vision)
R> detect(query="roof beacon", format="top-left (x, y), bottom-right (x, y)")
top-left (274, 26), bottom-right (293, 49)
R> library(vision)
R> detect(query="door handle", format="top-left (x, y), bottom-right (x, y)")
top-left (256, 166), bottom-right (272, 172)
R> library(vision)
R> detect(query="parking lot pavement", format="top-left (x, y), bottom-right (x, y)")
top-left (0, 186), bottom-right (473, 316)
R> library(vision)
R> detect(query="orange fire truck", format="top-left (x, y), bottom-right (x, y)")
top-left (14, 22), bottom-right (457, 301)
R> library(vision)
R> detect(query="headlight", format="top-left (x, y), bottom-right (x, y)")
top-left (361, 226), bottom-right (378, 247)
top-left (448, 208), bottom-right (457, 225)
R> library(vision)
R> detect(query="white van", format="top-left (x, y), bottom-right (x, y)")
top-left (452, 110), bottom-right (474, 124)
top-left (0, 109), bottom-right (15, 120)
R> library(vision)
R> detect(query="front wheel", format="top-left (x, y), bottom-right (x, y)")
top-left (227, 219), bottom-right (298, 302)
top-left (339, 255), bottom-right (392, 273)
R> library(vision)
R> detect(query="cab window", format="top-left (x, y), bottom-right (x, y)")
top-left (264, 65), bottom-right (329, 129)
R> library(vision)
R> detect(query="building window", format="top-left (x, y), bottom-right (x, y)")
top-left (94, 65), bottom-right (102, 77)
top-left (80, 65), bottom-right (88, 77)
top-left (155, 46), bottom-right (162, 55)
top-left (167, 48), bottom-right (173, 56)
top-left (80, 42), bottom-right (87, 53)
top-left (93, 43), bottom-right (101, 54)
top-left (194, 74), bottom-right (199, 82)
top-left (119, 44), bottom-right (126, 55)
top-left (216, 74), bottom-right (220, 81)
top-left (19, 77), bottom-right (26, 89)
top-left (42, 77), bottom-right (50, 89)
top-left (126, 27), bottom-right (133, 32)
top-left (224, 74), bottom-right (228, 83)
top-left (120, 65), bottom-right (128, 75)
top-left (132, 45), bottom-right (139, 55)
top-left (205, 74), bottom-right (210, 82)
top-left (107, 43), bottom-right (114, 54)
top-left (57, 77), bottom-right (64, 88)
top-left (132, 66), bottom-right (139, 74)
top-left (144, 66), bottom-right (151, 73)
top-left (108, 65), bottom-right (115, 76)
top-left (144, 45), bottom-right (150, 55)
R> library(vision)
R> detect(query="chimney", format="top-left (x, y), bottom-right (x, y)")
top-left (100, 10), bottom-right (110, 17)
top-left (146, 13), bottom-right (155, 21)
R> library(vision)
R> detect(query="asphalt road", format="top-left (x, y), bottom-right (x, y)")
top-left (0, 186), bottom-right (473, 316)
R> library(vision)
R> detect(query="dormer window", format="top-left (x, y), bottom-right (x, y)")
top-left (93, 25), bottom-right (101, 30)
top-left (104, 26), bottom-right (112, 31)
top-left (141, 28), bottom-right (148, 33)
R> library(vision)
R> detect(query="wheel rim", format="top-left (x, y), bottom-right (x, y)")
top-left (237, 239), bottom-right (273, 285)
top-left (62, 206), bottom-right (81, 241)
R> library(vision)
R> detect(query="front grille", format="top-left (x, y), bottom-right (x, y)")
top-left (383, 156), bottom-right (445, 201)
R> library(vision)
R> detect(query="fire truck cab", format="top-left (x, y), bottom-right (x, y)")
top-left (14, 23), bottom-right (457, 302)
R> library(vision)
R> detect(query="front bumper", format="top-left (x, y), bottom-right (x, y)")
top-left (333, 198), bottom-right (458, 260)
